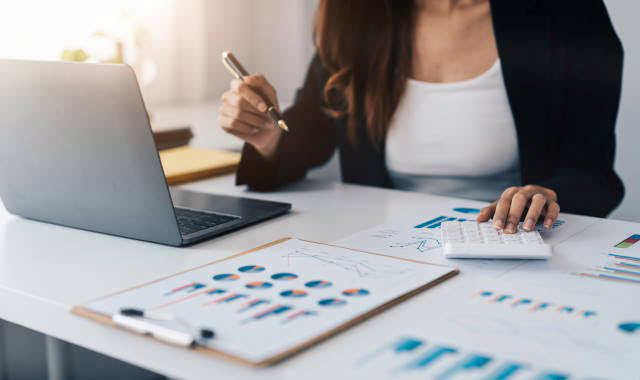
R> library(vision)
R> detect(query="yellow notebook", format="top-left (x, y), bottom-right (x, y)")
top-left (159, 147), bottom-right (240, 185)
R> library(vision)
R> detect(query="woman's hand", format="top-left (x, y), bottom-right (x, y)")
top-left (218, 75), bottom-right (283, 160)
top-left (477, 185), bottom-right (560, 234)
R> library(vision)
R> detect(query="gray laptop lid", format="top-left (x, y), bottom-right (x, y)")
top-left (0, 60), bottom-right (182, 245)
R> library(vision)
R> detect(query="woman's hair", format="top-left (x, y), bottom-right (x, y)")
top-left (315, 0), bottom-right (416, 144)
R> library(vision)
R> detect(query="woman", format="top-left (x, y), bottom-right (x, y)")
top-left (218, 0), bottom-right (624, 234)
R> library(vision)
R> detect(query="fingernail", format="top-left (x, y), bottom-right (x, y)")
top-left (523, 219), bottom-right (534, 231)
top-left (494, 219), bottom-right (504, 229)
top-left (544, 218), bottom-right (552, 229)
top-left (506, 223), bottom-right (516, 234)
top-left (258, 102), bottom-right (267, 112)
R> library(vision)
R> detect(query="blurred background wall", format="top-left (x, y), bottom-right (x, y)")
top-left (3, 0), bottom-right (635, 221)
top-left (0, 1), bottom-right (637, 378)
top-left (606, 1), bottom-right (640, 222)
top-left (1, 0), bottom-right (636, 222)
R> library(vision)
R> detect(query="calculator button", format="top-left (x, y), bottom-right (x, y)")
top-left (441, 221), bottom-right (552, 259)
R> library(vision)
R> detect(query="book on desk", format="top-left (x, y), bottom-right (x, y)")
top-left (152, 126), bottom-right (241, 185)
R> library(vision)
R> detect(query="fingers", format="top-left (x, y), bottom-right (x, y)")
top-left (492, 186), bottom-right (519, 230)
top-left (223, 127), bottom-right (259, 146)
top-left (221, 91), bottom-right (264, 116)
top-left (218, 75), bottom-right (283, 158)
top-left (505, 190), bottom-right (533, 233)
top-left (476, 203), bottom-right (496, 222)
top-left (543, 201), bottom-right (560, 229)
top-left (219, 102), bottom-right (270, 130)
top-left (244, 74), bottom-right (277, 105)
top-left (231, 79), bottom-right (267, 112)
top-left (523, 193), bottom-right (546, 231)
top-left (217, 114), bottom-right (260, 137)
top-left (230, 74), bottom-right (278, 113)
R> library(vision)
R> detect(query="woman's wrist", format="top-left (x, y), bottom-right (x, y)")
top-left (252, 128), bottom-right (284, 162)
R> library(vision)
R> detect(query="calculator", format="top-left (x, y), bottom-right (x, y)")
top-left (441, 221), bottom-right (552, 259)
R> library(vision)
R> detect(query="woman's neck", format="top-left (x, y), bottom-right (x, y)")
top-left (416, 0), bottom-right (488, 15)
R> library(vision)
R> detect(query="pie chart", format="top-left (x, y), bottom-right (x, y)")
top-left (212, 273), bottom-right (240, 282)
top-left (618, 322), bottom-right (640, 334)
top-left (271, 273), bottom-right (298, 281)
top-left (305, 280), bottom-right (332, 289)
top-left (318, 298), bottom-right (347, 307)
top-left (238, 265), bottom-right (265, 273)
top-left (280, 289), bottom-right (308, 298)
top-left (342, 288), bottom-right (370, 297)
top-left (245, 281), bottom-right (272, 289)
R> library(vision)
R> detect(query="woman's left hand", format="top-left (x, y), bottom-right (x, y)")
top-left (476, 185), bottom-right (560, 234)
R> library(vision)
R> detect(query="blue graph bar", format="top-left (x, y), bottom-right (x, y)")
top-left (618, 261), bottom-right (640, 269)
top-left (453, 207), bottom-right (481, 214)
top-left (533, 302), bottom-right (552, 311)
top-left (394, 338), bottom-right (424, 353)
top-left (495, 295), bottom-right (512, 303)
top-left (534, 372), bottom-right (569, 380)
top-left (597, 273), bottom-right (640, 284)
top-left (603, 266), bottom-right (640, 276)
top-left (429, 217), bottom-right (458, 229)
top-left (607, 253), bottom-right (640, 262)
top-left (357, 337), bottom-right (424, 366)
top-left (405, 346), bottom-right (457, 370)
top-left (437, 354), bottom-right (492, 380)
top-left (484, 362), bottom-right (527, 380)
top-left (512, 299), bottom-right (532, 307)
top-left (415, 216), bottom-right (448, 228)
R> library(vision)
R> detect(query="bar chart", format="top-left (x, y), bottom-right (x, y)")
top-left (576, 252), bottom-right (640, 286)
top-left (357, 336), bottom-right (573, 379)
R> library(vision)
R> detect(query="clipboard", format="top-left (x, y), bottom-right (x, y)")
top-left (72, 238), bottom-right (458, 367)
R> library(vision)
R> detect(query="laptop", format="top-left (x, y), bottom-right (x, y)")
top-left (0, 59), bottom-right (291, 246)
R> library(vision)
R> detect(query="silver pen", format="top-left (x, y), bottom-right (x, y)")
top-left (221, 51), bottom-right (289, 132)
top-left (113, 308), bottom-right (215, 348)
top-left (113, 313), bottom-right (196, 347)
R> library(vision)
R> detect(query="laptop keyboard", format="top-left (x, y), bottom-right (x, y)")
top-left (174, 208), bottom-right (240, 236)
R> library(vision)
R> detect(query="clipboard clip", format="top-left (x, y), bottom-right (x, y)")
top-left (113, 308), bottom-right (215, 348)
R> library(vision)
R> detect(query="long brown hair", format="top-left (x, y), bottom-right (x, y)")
top-left (315, 0), bottom-right (416, 144)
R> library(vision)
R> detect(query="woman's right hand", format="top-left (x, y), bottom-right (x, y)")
top-left (218, 75), bottom-right (283, 160)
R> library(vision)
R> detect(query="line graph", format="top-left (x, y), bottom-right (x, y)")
top-left (448, 314), bottom-right (621, 358)
top-left (281, 248), bottom-right (415, 279)
top-left (389, 236), bottom-right (441, 253)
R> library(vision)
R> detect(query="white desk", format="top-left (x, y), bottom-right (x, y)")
top-left (0, 174), bottom-right (471, 379)
top-left (1, 174), bottom-right (637, 379)
top-left (1, 103), bottom-right (637, 379)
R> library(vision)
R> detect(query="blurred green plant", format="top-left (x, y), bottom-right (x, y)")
top-left (60, 49), bottom-right (89, 62)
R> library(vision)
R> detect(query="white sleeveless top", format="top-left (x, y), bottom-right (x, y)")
top-left (385, 59), bottom-right (521, 202)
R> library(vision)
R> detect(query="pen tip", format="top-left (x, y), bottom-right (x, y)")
top-left (278, 120), bottom-right (289, 132)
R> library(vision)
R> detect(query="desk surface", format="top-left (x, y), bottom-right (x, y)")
top-left (1, 103), bottom-right (637, 379)
top-left (0, 175), bottom-right (472, 379)
top-left (1, 174), bottom-right (638, 379)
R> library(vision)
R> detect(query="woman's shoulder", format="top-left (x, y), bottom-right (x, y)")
top-left (493, 0), bottom-right (614, 25)
top-left (494, 0), bottom-right (621, 52)
top-left (549, 0), bottom-right (622, 54)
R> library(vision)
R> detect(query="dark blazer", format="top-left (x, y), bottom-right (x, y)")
top-left (237, 0), bottom-right (625, 217)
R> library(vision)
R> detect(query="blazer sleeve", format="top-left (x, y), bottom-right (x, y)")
top-left (539, 0), bottom-right (624, 217)
top-left (235, 54), bottom-right (337, 191)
